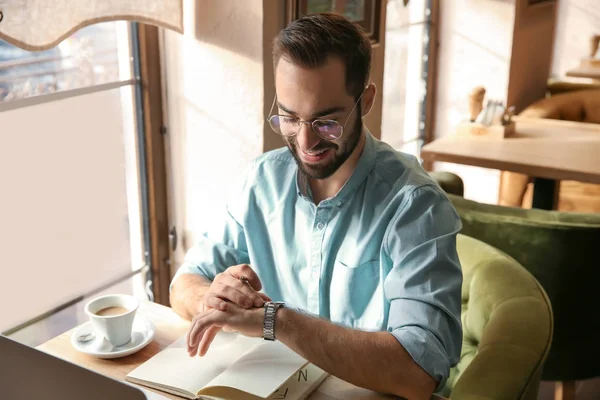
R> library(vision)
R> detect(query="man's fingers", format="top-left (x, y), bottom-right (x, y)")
top-left (187, 309), bottom-right (215, 355)
top-left (258, 292), bottom-right (272, 302)
top-left (185, 327), bottom-right (193, 354)
top-left (229, 264), bottom-right (263, 291)
top-left (187, 319), bottom-right (202, 356)
top-left (192, 314), bottom-right (224, 357)
top-left (223, 274), bottom-right (264, 307)
top-left (198, 325), bottom-right (221, 357)
top-left (217, 283), bottom-right (256, 308)
top-left (203, 293), bottom-right (228, 311)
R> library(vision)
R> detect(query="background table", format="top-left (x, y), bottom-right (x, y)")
top-left (566, 66), bottom-right (600, 80)
top-left (37, 301), bottom-right (447, 400)
top-left (421, 117), bottom-right (600, 209)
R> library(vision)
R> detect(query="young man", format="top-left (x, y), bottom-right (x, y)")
top-left (170, 13), bottom-right (462, 400)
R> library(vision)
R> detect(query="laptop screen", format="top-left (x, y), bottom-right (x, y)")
top-left (0, 335), bottom-right (151, 400)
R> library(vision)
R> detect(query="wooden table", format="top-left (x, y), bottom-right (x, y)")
top-left (421, 117), bottom-right (600, 209)
top-left (37, 301), bottom-right (446, 400)
top-left (566, 66), bottom-right (600, 80)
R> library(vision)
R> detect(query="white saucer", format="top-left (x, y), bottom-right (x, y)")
top-left (71, 317), bottom-right (155, 359)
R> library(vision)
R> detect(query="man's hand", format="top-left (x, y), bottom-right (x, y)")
top-left (203, 264), bottom-right (271, 312)
top-left (170, 265), bottom-right (272, 322)
top-left (184, 265), bottom-right (270, 357)
top-left (186, 305), bottom-right (264, 357)
top-left (185, 306), bottom-right (437, 399)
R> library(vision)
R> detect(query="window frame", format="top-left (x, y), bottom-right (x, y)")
top-left (398, 0), bottom-right (440, 168)
top-left (287, 0), bottom-right (383, 43)
top-left (0, 21), bottom-right (130, 104)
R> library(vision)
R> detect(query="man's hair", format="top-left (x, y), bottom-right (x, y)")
top-left (272, 13), bottom-right (372, 99)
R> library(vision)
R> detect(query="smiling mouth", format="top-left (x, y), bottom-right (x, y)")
top-left (301, 148), bottom-right (329, 156)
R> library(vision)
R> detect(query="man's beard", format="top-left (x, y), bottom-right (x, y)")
top-left (286, 110), bottom-right (362, 180)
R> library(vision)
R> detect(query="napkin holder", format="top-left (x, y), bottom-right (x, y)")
top-left (456, 87), bottom-right (515, 139)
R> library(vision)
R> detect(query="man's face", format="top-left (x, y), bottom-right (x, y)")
top-left (274, 57), bottom-right (362, 180)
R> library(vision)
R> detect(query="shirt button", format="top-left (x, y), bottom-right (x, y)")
top-left (316, 221), bottom-right (325, 230)
top-left (311, 270), bottom-right (319, 279)
top-left (336, 201), bottom-right (342, 207)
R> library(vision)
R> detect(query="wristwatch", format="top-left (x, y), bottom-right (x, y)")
top-left (263, 301), bottom-right (285, 341)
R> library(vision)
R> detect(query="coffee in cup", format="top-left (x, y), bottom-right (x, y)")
top-left (85, 294), bottom-right (139, 347)
top-left (95, 306), bottom-right (130, 317)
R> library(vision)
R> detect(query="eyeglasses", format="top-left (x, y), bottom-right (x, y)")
top-left (267, 92), bottom-right (364, 141)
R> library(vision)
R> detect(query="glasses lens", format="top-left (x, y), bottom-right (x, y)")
top-left (313, 120), bottom-right (342, 140)
top-left (270, 115), bottom-right (298, 136)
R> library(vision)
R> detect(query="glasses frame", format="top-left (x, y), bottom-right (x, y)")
top-left (267, 91), bottom-right (364, 141)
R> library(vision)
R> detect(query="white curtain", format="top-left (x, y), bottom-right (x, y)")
top-left (0, 0), bottom-right (183, 51)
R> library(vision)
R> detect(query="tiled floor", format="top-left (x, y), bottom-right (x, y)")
top-left (8, 276), bottom-right (144, 347)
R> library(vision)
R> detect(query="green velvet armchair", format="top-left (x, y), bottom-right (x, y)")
top-left (429, 170), bottom-right (600, 398)
top-left (429, 171), bottom-right (465, 197)
top-left (442, 234), bottom-right (552, 400)
top-left (445, 194), bottom-right (600, 386)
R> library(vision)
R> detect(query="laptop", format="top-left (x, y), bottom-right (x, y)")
top-left (0, 335), bottom-right (168, 399)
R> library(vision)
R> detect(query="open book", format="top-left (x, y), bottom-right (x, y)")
top-left (126, 332), bottom-right (328, 400)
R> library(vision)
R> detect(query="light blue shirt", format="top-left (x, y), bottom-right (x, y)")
top-left (172, 131), bottom-right (463, 389)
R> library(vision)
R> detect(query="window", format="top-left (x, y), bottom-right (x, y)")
top-left (381, 0), bottom-right (438, 159)
top-left (0, 21), bottom-right (131, 102)
top-left (292, 0), bottom-right (380, 42)
top-left (0, 22), bottom-right (149, 341)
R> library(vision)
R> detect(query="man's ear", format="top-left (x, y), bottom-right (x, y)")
top-left (361, 83), bottom-right (377, 118)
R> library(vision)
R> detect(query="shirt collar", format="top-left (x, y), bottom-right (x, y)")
top-left (296, 128), bottom-right (377, 206)
top-left (296, 170), bottom-right (312, 199)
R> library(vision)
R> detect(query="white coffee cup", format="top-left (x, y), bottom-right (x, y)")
top-left (84, 294), bottom-right (139, 347)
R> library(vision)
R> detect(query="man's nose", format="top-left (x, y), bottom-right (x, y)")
top-left (296, 122), bottom-right (321, 150)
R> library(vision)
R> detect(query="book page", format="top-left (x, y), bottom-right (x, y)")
top-left (268, 364), bottom-right (329, 400)
top-left (200, 340), bottom-right (308, 398)
top-left (126, 332), bottom-right (261, 397)
top-left (199, 364), bottom-right (328, 400)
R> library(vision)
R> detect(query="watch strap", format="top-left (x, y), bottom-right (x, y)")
top-left (263, 302), bottom-right (284, 341)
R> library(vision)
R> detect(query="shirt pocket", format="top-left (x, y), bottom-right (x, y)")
top-left (330, 258), bottom-right (385, 331)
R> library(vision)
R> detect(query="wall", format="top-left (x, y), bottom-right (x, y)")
top-left (163, 0), bottom-right (284, 271)
top-left (433, 0), bottom-right (515, 204)
top-left (552, 0), bottom-right (600, 76)
top-left (364, 0), bottom-right (388, 140)
top-left (262, 0), bottom-right (287, 153)
top-left (433, 0), bottom-right (560, 205)
top-left (507, 1), bottom-right (557, 113)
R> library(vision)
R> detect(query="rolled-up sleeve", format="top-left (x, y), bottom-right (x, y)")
top-left (170, 170), bottom-right (252, 290)
top-left (383, 185), bottom-right (463, 390)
